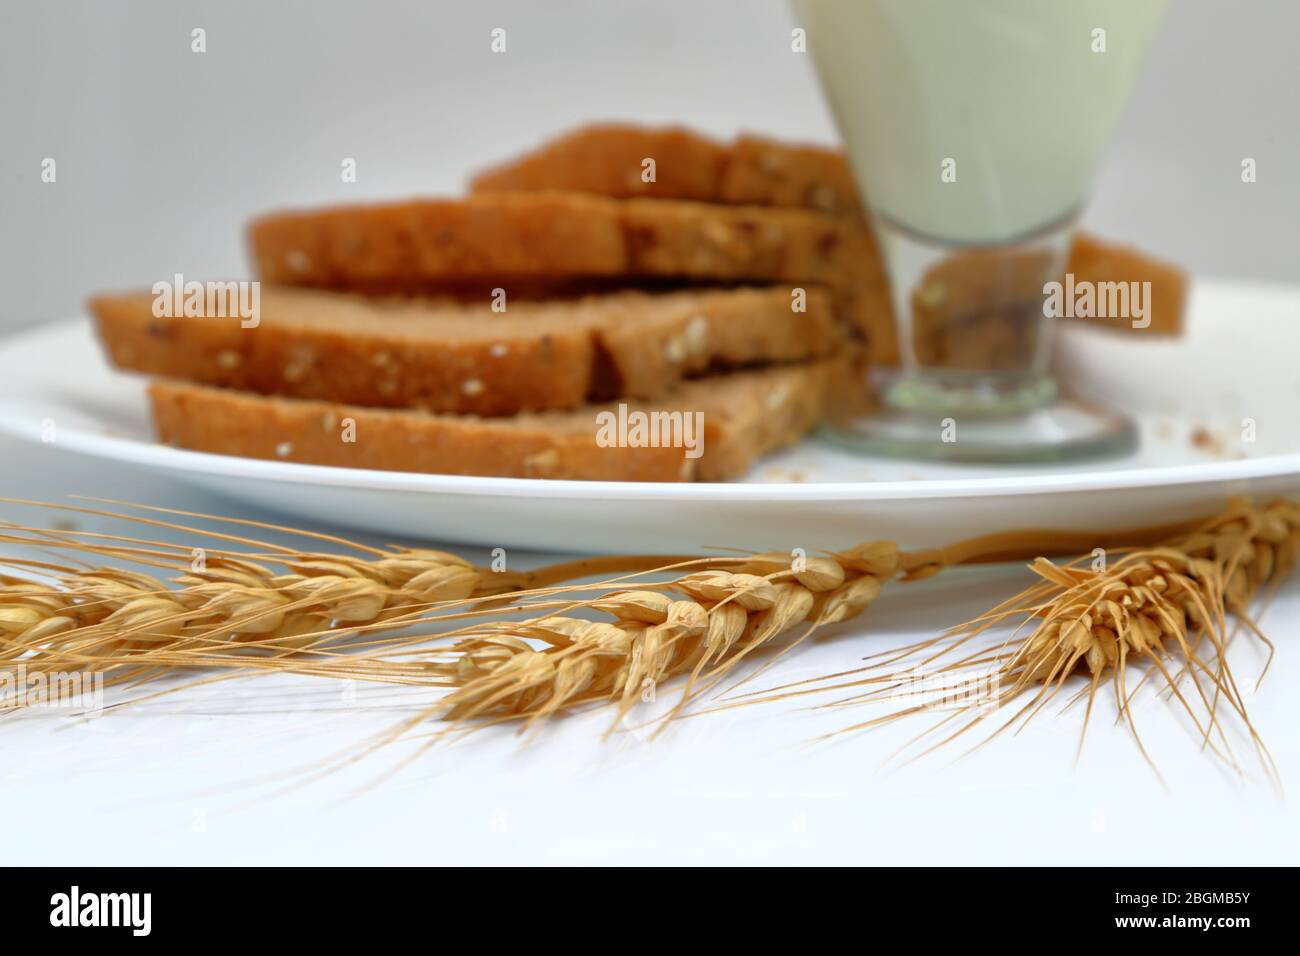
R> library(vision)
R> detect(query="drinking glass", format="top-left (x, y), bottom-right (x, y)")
top-left (792, 0), bottom-right (1167, 461)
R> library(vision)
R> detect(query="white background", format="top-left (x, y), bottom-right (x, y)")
top-left (1, 0), bottom-right (1299, 866)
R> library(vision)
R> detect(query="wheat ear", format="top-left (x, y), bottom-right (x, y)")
top-left (0, 498), bottom-right (706, 705)
top-left (423, 542), bottom-right (900, 731)
top-left (748, 499), bottom-right (1298, 783)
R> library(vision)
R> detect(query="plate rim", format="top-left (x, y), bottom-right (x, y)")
top-left (3, 395), bottom-right (1299, 504)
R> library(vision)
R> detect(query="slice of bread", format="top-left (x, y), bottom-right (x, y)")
top-left (471, 124), bottom-right (733, 206)
top-left (248, 192), bottom-right (873, 292)
top-left (148, 356), bottom-right (870, 482)
top-left (471, 124), bottom-right (864, 215)
top-left (92, 286), bottom-right (843, 415)
top-left (1065, 234), bottom-right (1187, 336)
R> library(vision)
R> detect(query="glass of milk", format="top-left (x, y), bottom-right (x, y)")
top-left (793, 0), bottom-right (1166, 459)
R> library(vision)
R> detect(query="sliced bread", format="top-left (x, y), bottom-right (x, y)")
top-left (148, 356), bottom-right (869, 482)
top-left (92, 286), bottom-right (843, 415)
top-left (469, 124), bottom-right (1188, 338)
top-left (248, 191), bottom-right (873, 291)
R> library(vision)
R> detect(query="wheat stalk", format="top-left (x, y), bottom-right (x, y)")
top-left (1, 496), bottom-right (1295, 786)
top-left (739, 499), bottom-right (1299, 783)
top-left (0, 541), bottom-right (515, 699)
top-left (425, 542), bottom-right (899, 733)
top-left (0, 498), bottom-right (903, 734)
top-left (0, 498), bottom-right (707, 705)
top-left (238, 542), bottom-right (901, 784)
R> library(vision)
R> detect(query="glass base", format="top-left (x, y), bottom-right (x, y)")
top-left (887, 370), bottom-right (1059, 417)
top-left (876, 210), bottom-right (1078, 391)
top-left (820, 396), bottom-right (1136, 464)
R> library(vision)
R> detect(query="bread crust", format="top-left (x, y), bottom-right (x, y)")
top-left (471, 125), bottom-right (864, 215)
top-left (148, 357), bottom-right (869, 482)
top-left (470, 123), bottom-right (730, 203)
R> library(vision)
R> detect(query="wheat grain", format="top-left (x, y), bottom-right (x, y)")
top-left (0, 501), bottom-right (729, 707)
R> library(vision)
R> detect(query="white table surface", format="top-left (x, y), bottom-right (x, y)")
top-left (2, 431), bottom-right (1298, 866)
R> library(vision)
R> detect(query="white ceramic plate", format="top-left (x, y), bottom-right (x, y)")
top-left (2, 278), bottom-right (1299, 553)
